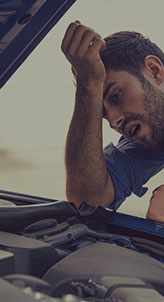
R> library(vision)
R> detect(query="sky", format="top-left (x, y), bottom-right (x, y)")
top-left (0, 0), bottom-right (164, 215)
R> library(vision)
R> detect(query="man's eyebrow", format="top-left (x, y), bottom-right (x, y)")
top-left (103, 82), bottom-right (116, 99)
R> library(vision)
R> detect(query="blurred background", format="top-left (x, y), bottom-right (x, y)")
top-left (0, 0), bottom-right (164, 216)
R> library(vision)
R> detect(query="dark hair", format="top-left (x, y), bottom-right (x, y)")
top-left (100, 31), bottom-right (164, 76)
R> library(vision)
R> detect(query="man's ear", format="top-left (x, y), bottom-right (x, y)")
top-left (144, 55), bottom-right (164, 85)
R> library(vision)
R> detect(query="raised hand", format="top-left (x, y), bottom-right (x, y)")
top-left (61, 21), bottom-right (106, 83)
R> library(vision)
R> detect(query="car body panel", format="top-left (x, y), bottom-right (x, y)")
top-left (0, 0), bottom-right (77, 88)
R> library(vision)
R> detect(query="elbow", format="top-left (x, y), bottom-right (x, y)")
top-left (66, 176), bottom-right (115, 208)
top-left (66, 186), bottom-right (82, 207)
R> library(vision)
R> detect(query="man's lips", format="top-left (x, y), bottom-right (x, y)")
top-left (123, 123), bottom-right (141, 140)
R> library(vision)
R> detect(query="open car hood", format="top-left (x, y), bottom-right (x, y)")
top-left (0, 0), bottom-right (77, 88)
top-left (0, 191), bottom-right (164, 301)
top-left (1, 2), bottom-right (164, 300)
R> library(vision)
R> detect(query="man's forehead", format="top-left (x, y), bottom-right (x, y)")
top-left (103, 70), bottom-right (124, 98)
top-left (104, 70), bottom-right (137, 87)
top-left (103, 70), bottom-right (139, 99)
top-left (105, 69), bottom-right (130, 81)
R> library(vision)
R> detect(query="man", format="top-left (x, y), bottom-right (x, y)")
top-left (61, 21), bottom-right (164, 214)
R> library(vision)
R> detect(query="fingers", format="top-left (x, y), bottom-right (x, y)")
top-left (61, 21), bottom-right (106, 82)
top-left (69, 28), bottom-right (100, 56)
top-left (61, 21), bottom-right (105, 57)
top-left (61, 21), bottom-right (80, 54)
top-left (87, 37), bottom-right (106, 54)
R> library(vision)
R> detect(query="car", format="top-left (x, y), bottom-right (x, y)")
top-left (0, 1), bottom-right (164, 301)
top-left (0, 189), bottom-right (164, 301)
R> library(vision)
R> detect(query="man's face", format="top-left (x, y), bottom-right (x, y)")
top-left (103, 69), bottom-right (164, 150)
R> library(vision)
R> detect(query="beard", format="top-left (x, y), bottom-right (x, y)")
top-left (120, 74), bottom-right (164, 151)
top-left (141, 76), bottom-right (164, 151)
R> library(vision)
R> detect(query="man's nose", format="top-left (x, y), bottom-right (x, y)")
top-left (108, 112), bottom-right (124, 130)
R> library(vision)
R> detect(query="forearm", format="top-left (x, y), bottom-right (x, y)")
top-left (61, 21), bottom-right (115, 207)
top-left (65, 81), bottom-right (114, 207)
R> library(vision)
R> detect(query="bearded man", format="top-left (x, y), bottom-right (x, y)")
top-left (61, 21), bottom-right (164, 221)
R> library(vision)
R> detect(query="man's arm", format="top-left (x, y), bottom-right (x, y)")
top-left (146, 185), bottom-right (164, 222)
top-left (61, 21), bottom-right (115, 207)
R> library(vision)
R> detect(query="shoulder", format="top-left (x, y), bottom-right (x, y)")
top-left (107, 136), bottom-right (164, 160)
top-left (104, 137), bottom-right (146, 159)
